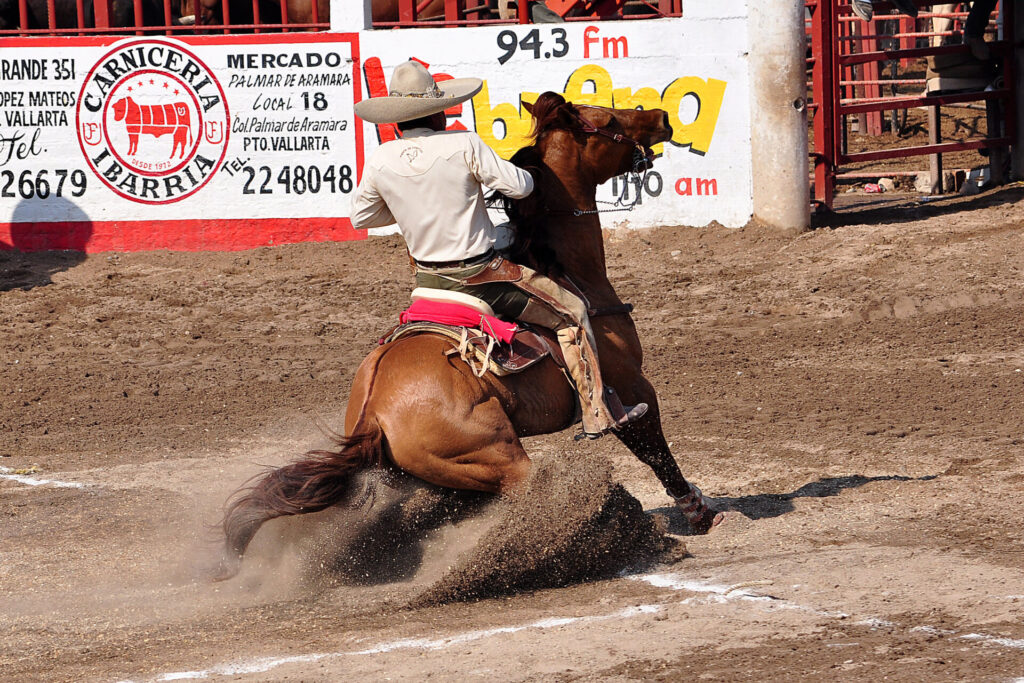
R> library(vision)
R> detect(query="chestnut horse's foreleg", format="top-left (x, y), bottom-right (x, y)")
top-left (615, 418), bottom-right (723, 534)
top-left (590, 322), bottom-right (724, 533)
top-left (610, 375), bottom-right (724, 534)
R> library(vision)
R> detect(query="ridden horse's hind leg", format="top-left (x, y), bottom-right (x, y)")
top-left (349, 336), bottom-right (533, 498)
top-left (382, 393), bottom-right (533, 496)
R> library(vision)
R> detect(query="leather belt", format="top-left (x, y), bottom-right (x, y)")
top-left (414, 249), bottom-right (495, 270)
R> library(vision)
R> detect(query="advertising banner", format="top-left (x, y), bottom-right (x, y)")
top-left (0, 33), bottom-right (362, 251)
top-left (359, 16), bottom-right (753, 231)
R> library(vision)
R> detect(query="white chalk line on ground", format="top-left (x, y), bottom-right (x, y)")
top-left (631, 573), bottom-right (1024, 651)
top-left (0, 465), bottom-right (86, 489)
top-left (125, 571), bottom-right (1024, 682)
top-left (119, 605), bottom-right (664, 682)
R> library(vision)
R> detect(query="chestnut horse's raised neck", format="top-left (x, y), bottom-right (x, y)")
top-left (215, 92), bottom-right (722, 580)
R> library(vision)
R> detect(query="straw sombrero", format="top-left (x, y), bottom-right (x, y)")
top-left (354, 60), bottom-right (483, 124)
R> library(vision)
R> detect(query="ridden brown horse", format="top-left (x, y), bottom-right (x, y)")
top-left (214, 91), bottom-right (723, 581)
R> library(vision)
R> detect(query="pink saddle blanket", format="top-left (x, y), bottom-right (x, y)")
top-left (399, 299), bottom-right (518, 344)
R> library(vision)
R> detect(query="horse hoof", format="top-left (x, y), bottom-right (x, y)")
top-left (672, 485), bottom-right (720, 534)
top-left (688, 508), bottom-right (724, 535)
top-left (209, 554), bottom-right (241, 583)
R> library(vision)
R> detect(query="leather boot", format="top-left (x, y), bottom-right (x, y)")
top-left (518, 300), bottom-right (646, 437)
top-left (557, 326), bottom-right (647, 437)
top-left (557, 325), bottom-right (613, 434)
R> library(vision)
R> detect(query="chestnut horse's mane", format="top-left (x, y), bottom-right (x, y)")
top-left (497, 91), bottom-right (579, 277)
top-left (526, 91), bottom-right (578, 140)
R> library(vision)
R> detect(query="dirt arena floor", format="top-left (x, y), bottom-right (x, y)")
top-left (2, 184), bottom-right (1024, 682)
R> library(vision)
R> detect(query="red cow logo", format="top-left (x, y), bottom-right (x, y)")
top-left (111, 96), bottom-right (193, 158)
top-left (77, 40), bottom-right (230, 204)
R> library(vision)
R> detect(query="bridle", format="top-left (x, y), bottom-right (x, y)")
top-left (558, 104), bottom-right (656, 217)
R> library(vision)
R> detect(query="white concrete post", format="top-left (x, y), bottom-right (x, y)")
top-left (331, 0), bottom-right (371, 32)
top-left (748, 0), bottom-right (810, 233)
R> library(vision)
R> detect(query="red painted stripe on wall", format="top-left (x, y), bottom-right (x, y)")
top-left (0, 217), bottom-right (364, 253)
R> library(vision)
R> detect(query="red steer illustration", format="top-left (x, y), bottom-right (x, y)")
top-left (112, 96), bottom-right (193, 158)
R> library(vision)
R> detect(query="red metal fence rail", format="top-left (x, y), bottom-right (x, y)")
top-left (807, 0), bottom-right (1017, 209)
top-left (0, 0), bottom-right (680, 35)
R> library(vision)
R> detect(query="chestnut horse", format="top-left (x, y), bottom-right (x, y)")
top-left (214, 92), bottom-right (723, 581)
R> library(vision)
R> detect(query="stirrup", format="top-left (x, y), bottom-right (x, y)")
top-left (614, 402), bottom-right (648, 427)
top-left (604, 386), bottom-right (648, 430)
top-left (575, 402), bottom-right (648, 440)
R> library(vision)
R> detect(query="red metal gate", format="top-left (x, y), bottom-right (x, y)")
top-left (806, 0), bottom-right (1017, 209)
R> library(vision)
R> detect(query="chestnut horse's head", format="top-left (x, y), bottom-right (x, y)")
top-left (500, 92), bottom-right (673, 275)
top-left (522, 92), bottom-right (673, 185)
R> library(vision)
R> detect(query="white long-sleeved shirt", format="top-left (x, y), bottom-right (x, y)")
top-left (350, 128), bottom-right (534, 263)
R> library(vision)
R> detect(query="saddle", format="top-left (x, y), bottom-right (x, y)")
top-left (380, 288), bottom-right (565, 378)
top-left (381, 320), bottom-right (561, 377)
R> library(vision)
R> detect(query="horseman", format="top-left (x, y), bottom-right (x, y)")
top-left (351, 60), bottom-right (648, 439)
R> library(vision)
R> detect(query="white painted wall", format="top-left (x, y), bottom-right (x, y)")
top-left (358, 15), bottom-right (755, 229)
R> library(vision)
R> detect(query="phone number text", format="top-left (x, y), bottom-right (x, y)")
top-left (1, 169), bottom-right (87, 199)
top-left (241, 164), bottom-right (354, 195)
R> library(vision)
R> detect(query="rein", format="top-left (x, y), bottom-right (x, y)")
top-left (557, 104), bottom-right (654, 217)
top-left (589, 303), bottom-right (634, 317)
top-left (567, 104), bottom-right (647, 149)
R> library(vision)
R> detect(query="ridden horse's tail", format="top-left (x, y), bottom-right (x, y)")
top-left (214, 422), bottom-right (386, 581)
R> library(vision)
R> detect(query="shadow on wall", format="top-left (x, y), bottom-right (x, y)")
top-left (1, 198), bottom-right (94, 292)
top-left (0, 197), bottom-right (93, 292)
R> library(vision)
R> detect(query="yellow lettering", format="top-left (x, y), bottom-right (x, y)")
top-left (470, 82), bottom-right (532, 159)
top-left (661, 77), bottom-right (727, 155)
top-left (470, 68), bottom-right (727, 159)
top-left (563, 64), bottom-right (614, 107)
